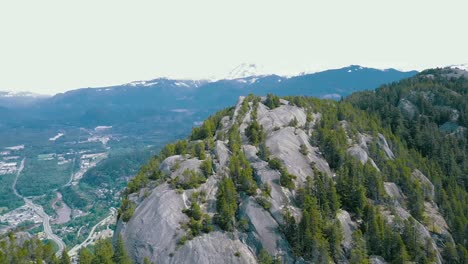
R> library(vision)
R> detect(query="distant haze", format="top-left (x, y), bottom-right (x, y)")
top-left (0, 0), bottom-right (467, 94)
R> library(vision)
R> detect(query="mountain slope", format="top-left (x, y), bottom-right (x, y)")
top-left (117, 85), bottom-right (465, 263)
top-left (347, 67), bottom-right (468, 261)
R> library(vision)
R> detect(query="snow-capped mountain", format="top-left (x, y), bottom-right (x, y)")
top-left (224, 64), bottom-right (402, 80)
top-left (124, 79), bottom-right (208, 89)
top-left (225, 63), bottom-right (266, 79)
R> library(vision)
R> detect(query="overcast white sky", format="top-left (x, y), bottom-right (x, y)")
top-left (1, 0), bottom-right (467, 94)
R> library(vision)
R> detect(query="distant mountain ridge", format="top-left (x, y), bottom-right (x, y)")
top-left (0, 65), bottom-right (417, 132)
top-left (0, 91), bottom-right (47, 98)
top-left (47, 65), bottom-right (417, 105)
top-left (0, 91), bottom-right (49, 108)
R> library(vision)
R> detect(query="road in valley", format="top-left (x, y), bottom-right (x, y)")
top-left (68, 207), bottom-right (117, 258)
top-left (24, 199), bottom-right (66, 256)
top-left (11, 147), bottom-right (112, 258)
top-left (12, 158), bottom-right (66, 257)
top-left (11, 158), bottom-right (25, 198)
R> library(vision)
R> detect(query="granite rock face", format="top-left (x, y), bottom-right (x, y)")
top-left (377, 133), bottom-right (394, 159)
top-left (117, 184), bottom-right (187, 263)
top-left (337, 210), bottom-right (357, 253)
top-left (117, 96), bottom-right (451, 264)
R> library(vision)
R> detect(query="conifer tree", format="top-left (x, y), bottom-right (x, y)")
top-left (258, 248), bottom-right (272, 264)
top-left (60, 249), bottom-right (71, 264)
top-left (216, 177), bottom-right (238, 231)
top-left (200, 157), bottom-right (213, 177)
top-left (143, 257), bottom-right (155, 264)
top-left (298, 196), bottom-right (330, 262)
top-left (78, 248), bottom-right (93, 264)
top-left (350, 230), bottom-right (368, 264)
top-left (325, 221), bottom-right (344, 263)
top-left (113, 235), bottom-right (132, 264)
top-left (265, 94), bottom-right (280, 109)
top-left (92, 239), bottom-right (114, 264)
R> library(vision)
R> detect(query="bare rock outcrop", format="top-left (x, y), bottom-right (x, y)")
top-left (117, 184), bottom-right (188, 263)
top-left (347, 145), bottom-right (379, 171)
top-left (337, 210), bottom-right (357, 254)
top-left (239, 197), bottom-right (294, 263)
top-left (377, 133), bottom-right (394, 160)
top-left (266, 127), bottom-right (331, 183)
top-left (383, 182), bottom-right (405, 204)
top-left (169, 232), bottom-right (257, 264)
top-left (215, 140), bottom-right (231, 168)
top-left (398, 98), bottom-right (417, 119)
top-left (160, 155), bottom-right (186, 175)
top-left (257, 103), bottom-right (306, 134)
top-left (369, 256), bottom-right (387, 264)
top-left (411, 169), bottom-right (435, 200)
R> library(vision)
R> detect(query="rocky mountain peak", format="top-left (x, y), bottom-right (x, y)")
top-left (116, 92), bottom-right (453, 264)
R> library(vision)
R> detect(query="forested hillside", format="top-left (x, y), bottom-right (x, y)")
top-left (0, 232), bottom-right (140, 264)
top-left (116, 70), bottom-right (467, 264)
top-left (347, 68), bottom-right (468, 261)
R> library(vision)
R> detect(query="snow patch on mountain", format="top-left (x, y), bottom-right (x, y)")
top-left (0, 91), bottom-right (47, 98)
top-left (125, 79), bottom-right (207, 89)
top-left (450, 64), bottom-right (468, 71)
top-left (174, 82), bottom-right (190, 87)
top-left (126, 80), bottom-right (159, 87)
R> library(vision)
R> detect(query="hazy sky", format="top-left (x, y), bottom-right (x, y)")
top-left (1, 0), bottom-right (467, 94)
